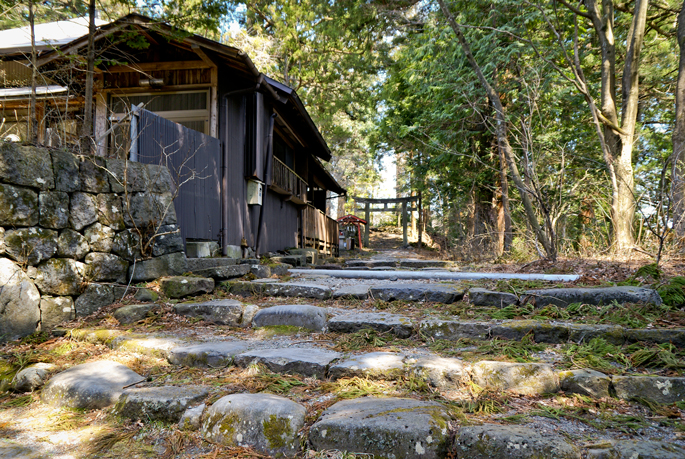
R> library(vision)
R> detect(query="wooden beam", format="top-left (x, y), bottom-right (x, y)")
top-left (105, 61), bottom-right (212, 73)
top-left (355, 207), bottom-right (417, 213)
top-left (192, 46), bottom-right (220, 139)
top-left (352, 196), bottom-right (419, 204)
top-left (364, 202), bottom-right (370, 247)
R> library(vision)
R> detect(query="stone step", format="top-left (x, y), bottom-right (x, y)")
top-left (470, 286), bottom-right (663, 307)
top-left (233, 347), bottom-right (341, 377)
top-left (63, 328), bottom-right (685, 406)
top-left (370, 283), bottom-right (465, 303)
top-left (328, 311), bottom-right (414, 338)
top-left (113, 385), bottom-right (209, 422)
top-left (419, 318), bottom-right (685, 347)
top-left (252, 304), bottom-right (328, 331)
top-left (310, 397), bottom-right (452, 459)
top-left (225, 281), bottom-right (333, 300)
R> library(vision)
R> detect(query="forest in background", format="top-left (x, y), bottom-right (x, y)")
top-left (3, 0), bottom-right (685, 264)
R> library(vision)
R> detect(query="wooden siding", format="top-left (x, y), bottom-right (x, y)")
top-left (136, 109), bottom-right (222, 244)
top-left (303, 204), bottom-right (339, 255)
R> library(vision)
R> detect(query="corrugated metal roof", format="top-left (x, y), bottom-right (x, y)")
top-left (0, 85), bottom-right (67, 99)
top-left (0, 17), bottom-right (107, 55)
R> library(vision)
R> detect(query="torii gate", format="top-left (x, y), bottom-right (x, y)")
top-left (353, 196), bottom-right (419, 248)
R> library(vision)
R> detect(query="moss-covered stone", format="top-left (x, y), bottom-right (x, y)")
top-left (160, 276), bottom-right (215, 299)
top-left (38, 191), bottom-right (69, 229)
top-left (34, 258), bottom-right (85, 295)
top-left (0, 143), bottom-right (54, 190)
top-left (456, 424), bottom-right (580, 458)
top-left (51, 149), bottom-right (80, 192)
top-left (472, 361), bottom-right (560, 395)
top-left (57, 229), bottom-right (90, 260)
top-left (0, 183), bottom-right (38, 227)
top-left (4, 227), bottom-right (57, 266)
top-left (201, 393), bottom-right (305, 458)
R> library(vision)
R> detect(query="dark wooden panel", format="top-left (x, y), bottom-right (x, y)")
top-left (136, 108), bottom-right (222, 245)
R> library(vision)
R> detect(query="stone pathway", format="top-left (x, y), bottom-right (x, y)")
top-left (2, 253), bottom-right (685, 458)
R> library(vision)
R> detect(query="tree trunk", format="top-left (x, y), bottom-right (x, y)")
top-left (438, 0), bottom-right (556, 260)
top-left (28, 0), bottom-right (37, 144)
top-left (584, 0), bottom-right (649, 251)
top-left (81, 0), bottom-right (96, 154)
top-left (673, 2), bottom-right (685, 240)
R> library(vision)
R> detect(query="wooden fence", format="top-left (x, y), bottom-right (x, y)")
top-left (302, 204), bottom-right (339, 256)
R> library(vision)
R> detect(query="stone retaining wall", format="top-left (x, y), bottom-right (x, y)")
top-left (0, 144), bottom-right (186, 342)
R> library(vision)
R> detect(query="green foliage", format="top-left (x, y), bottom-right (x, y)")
top-left (657, 277), bottom-right (685, 308)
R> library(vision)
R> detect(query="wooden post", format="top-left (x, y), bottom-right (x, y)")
top-left (418, 191), bottom-right (423, 250)
top-left (402, 200), bottom-right (408, 246)
top-left (364, 202), bottom-right (370, 248)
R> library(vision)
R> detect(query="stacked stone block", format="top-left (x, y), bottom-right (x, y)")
top-left (0, 144), bottom-right (186, 342)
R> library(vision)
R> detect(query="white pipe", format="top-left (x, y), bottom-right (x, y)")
top-left (289, 269), bottom-right (579, 282)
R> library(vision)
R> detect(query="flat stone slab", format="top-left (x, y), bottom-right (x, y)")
top-left (612, 375), bottom-right (685, 404)
top-left (168, 341), bottom-right (251, 368)
top-left (114, 385), bottom-right (209, 422)
top-left (469, 288), bottom-right (518, 307)
top-left (399, 259), bottom-right (449, 269)
top-left (370, 283), bottom-right (464, 303)
top-left (192, 264), bottom-right (250, 280)
top-left (309, 397), bottom-right (451, 459)
top-left (346, 259), bottom-right (397, 268)
top-left (329, 351), bottom-right (405, 380)
top-left (202, 393), bottom-right (305, 457)
top-left (406, 354), bottom-right (468, 389)
top-left (252, 304), bottom-right (327, 331)
top-left (13, 362), bottom-right (56, 392)
top-left (587, 440), bottom-right (685, 459)
top-left (420, 319), bottom-right (491, 340)
top-left (159, 276), bottom-right (214, 299)
top-left (524, 286), bottom-right (662, 307)
top-left (234, 347), bottom-right (341, 377)
top-left (227, 281), bottom-right (333, 299)
top-left (624, 327), bottom-right (685, 347)
top-left (472, 361), bottom-right (560, 395)
top-left (455, 424), bottom-right (581, 458)
top-left (332, 284), bottom-right (371, 300)
top-left (42, 360), bottom-right (143, 409)
top-left (173, 299), bottom-right (246, 326)
top-left (328, 312), bottom-right (414, 338)
top-left (113, 303), bottom-right (160, 324)
top-left (111, 336), bottom-right (182, 358)
top-left (558, 369), bottom-right (611, 399)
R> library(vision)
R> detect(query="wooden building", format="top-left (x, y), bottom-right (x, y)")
top-left (0, 14), bottom-right (344, 255)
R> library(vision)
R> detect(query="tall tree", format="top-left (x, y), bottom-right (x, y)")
top-left (436, 0), bottom-right (556, 259)
top-left (674, 1), bottom-right (685, 239)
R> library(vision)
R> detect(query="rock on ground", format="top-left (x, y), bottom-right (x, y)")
top-left (558, 369), bottom-right (611, 399)
top-left (469, 288), bottom-right (519, 307)
top-left (233, 347), bottom-right (341, 377)
top-left (309, 397), bottom-right (451, 459)
top-left (12, 363), bottom-right (56, 392)
top-left (173, 299), bottom-right (245, 326)
top-left (328, 352), bottom-right (405, 380)
top-left (160, 276), bottom-right (214, 299)
top-left (406, 354), bottom-right (468, 390)
top-left (612, 375), bottom-right (685, 404)
top-left (586, 440), bottom-right (685, 459)
top-left (455, 424), bottom-right (581, 458)
top-left (472, 361), bottom-right (560, 395)
top-left (370, 283), bottom-right (464, 303)
top-left (328, 312), bottom-right (414, 338)
top-left (179, 404), bottom-right (206, 431)
top-left (0, 258), bottom-right (41, 342)
top-left (113, 304), bottom-right (160, 325)
top-left (252, 304), bottom-right (327, 331)
top-left (524, 286), bottom-right (662, 307)
top-left (332, 284), bottom-right (371, 299)
top-left (201, 393), bottom-right (305, 458)
top-left (168, 341), bottom-right (251, 368)
top-left (113, 385), bottom-right (209, 422)
top-left (41, 360), bottom-right (143, 409)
